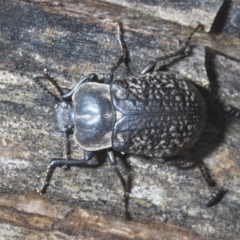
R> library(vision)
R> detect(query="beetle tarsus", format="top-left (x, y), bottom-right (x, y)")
top-left (224, 104), bottom-right (240, 118)
top-left (205, 187), bottom-right (227, 207)
top-left (37, 183), bottom-right (49, 195)
top-left (198, 162), bottom-right (226, 207)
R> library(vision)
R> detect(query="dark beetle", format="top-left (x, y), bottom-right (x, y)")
top-left (34, 22), bottom-right (223, 219)
top-left (67, 71), bottom-right (206, 156)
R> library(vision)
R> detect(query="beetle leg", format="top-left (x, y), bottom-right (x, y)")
top-left (205, 187), bottom-right (227, 207)
top-left (198, 162), bottom-right (216, 187)
top-left (105, 22), bottom-right (128, 84)
top-left (140, 24), bottom-right (203, 74)
top-left (107, 149), bottom-right (131, 220)
top-left (224, 104), bottom-right (240, 118)
top-left (62, 73), bottom-right (99, 100)
top-left (198, 162), bottom-right (227, 207)
top-left (37, 151), bottom-right (95, 194)
top-left (34, 72), bottom-right (99, 101)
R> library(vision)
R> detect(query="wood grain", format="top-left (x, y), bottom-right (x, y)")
top-left (0, 0), bottom-right (240, 239)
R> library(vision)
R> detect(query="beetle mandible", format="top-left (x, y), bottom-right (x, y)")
top-left (33, 22), bottom-right (223, 219)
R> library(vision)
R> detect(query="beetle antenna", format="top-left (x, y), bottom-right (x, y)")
top-left (33, 73), bottom-right (64, 102)
top-left (42, 73), bottom-right (64, 98)
top-left (33, 76), bottom-right (60, 102)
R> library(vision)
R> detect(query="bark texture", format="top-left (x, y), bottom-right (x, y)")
top-left (0, 0), bottom-right (240, 239)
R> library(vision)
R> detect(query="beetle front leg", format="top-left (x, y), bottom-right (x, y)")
top-left (38, 151), bottom-right (95, 194)
top-left (62, 73), bottom-right (99, 100)
top-left (107, 149), bottom-right (131, 220)
top-left (33, 72), bottom-right (99, 102)
top-left (105, 22), bottom-right (128, 84)
top-left (141, 24), bottom-right (203, 74)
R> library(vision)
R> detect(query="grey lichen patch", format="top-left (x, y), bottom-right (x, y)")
top-left (29, 26), bottom-right (71, 43)
top-left (131, 180), bottom-right (166, 206)
top-left (0, 70), bottom-right (29, 85)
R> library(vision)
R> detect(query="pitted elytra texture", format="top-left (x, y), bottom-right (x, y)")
top-left (111, 72), bottom-right (206, 157)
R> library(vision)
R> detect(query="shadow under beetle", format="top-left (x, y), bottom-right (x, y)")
top-left (34, 22), bottom-right (226, 220)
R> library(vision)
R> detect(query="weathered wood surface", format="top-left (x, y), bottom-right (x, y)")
top-left (0, 0), bottom-right (240, 239)
top-left (96, 0), bottom-right (224, 32)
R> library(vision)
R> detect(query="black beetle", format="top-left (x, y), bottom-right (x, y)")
top-left (33, 22), bottom-right (224, 219)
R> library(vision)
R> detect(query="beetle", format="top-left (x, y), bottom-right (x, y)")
top-left (33, 22), bottom-right (225, 219)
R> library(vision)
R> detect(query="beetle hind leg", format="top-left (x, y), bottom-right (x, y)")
top-left (205, 187), bottom-right (227, 207)
top-left (198, 162), bottom-right (226, 207)
top-left (140, 24), bottom-right (203, 75)
top-left (224, 104), bottom-right (240, 118)
top-left (198, 161), bottom-right (216, 187)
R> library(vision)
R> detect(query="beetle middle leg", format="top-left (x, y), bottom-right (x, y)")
top-left (105, 21), bottom-right (128, 84)
top-left (141, 24), bottom-right (203, 74)
top-left (107, 149), bottom-right (131, 220)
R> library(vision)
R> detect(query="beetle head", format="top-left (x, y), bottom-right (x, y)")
top-left (55, 101), bottom-right (74, 132)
